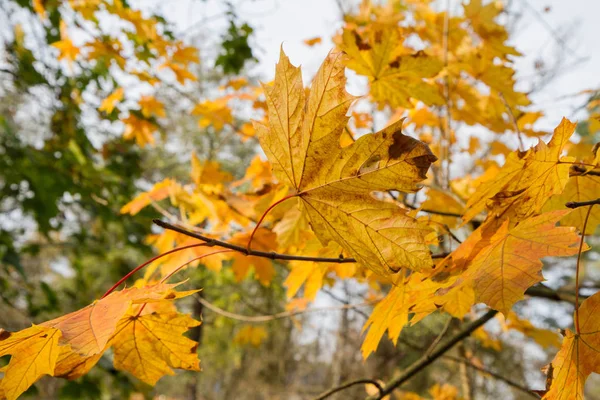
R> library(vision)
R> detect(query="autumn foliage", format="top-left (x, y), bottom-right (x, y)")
top-left (1, 0), bottom-right (600, 399)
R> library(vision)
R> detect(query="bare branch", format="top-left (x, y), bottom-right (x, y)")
top-left (153, 219), bottom-right (450, 264)
top-left (565, 198), bottom-right (600, 209)
top-left (368, 310), bottom-right (498, 399)
top-left (313, 379), bottom-right (383, 400)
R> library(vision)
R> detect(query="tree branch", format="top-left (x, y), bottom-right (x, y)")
top-left (367, 310), bottom-right (499, 399)
top-left (195, 295), bottom-right (373, 323)
top-left (443, 355), bottom-right (540, 399)
top-left (565, 198), bottom-right (600, 209)
top-left (153, 219), bottom-right (449, 264)
top-left (314, 379), bottom-right (383, 400)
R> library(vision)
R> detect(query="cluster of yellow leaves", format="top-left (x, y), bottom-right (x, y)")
top-left (233, 325), bottom-right (268, 347)
top-left (0, 283), bottom-right (200, 400)
top-left (37, 0), bottom-right (200, 147)
top-left (541, 291), bottom-right (600, 399)
top-left (256, 49), bottom-right (437, 277)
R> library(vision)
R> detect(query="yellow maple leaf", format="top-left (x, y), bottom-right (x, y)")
top-left (171, 43), bottom-right (200, 65)
top-left (233, 325), bottom-right (268, 347)
top-left (339, 24), bottom-right (443, 108)
top-left (499, 312), bottom-right (561, 349)
top-left (543, 174), bottom-right (600, 235)
top-left (112, 311), bottom-right (201, 385)
top-left (51, 22), bottom-right (80, 64)
top-left (303, 36), bottom-right (322, 46)
top-left (254, 49), bottom-right (437, 277)
top-left (542, 291), bottom-right (600, 399)
top-left (191, 98), bottom-right (233, 131)
top-left (120, 178), bottom-right (180, 215)
top-left (229, 229), bottom-right (277, 286)
top-left (0, 326), bottom-right (62, 400)
top-left (361, 275), bottom-right (409, 358)
top-left (463, 210), bottom-right (582, 315)
top-left (98, 87), bottom-right (124, 114)
top-left (122, 114), bottom-right (158, 147)
top-left (464, 118), bottom-right (577, 222)
top-left (161, 62), bottom-right (197, 84)
top-left (138, 95), bottom-right (166, 118)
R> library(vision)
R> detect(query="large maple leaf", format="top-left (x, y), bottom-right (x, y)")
top-left (254, 49), bottom-right (437, 277)
top-left (462, 210), bottom-right (582, 315)
top-left (339, 24), bottom-right (444, 108)
top-left (0, 326), bottom-right (62, 400)
top-left (40, 282), bottom-right (197, 356)
top-left (112, 310), bottom-right (201, 385)
top-left (542, 291), bottom-right (600, 399)
top-left (464, 118), bottom-right (576, 222)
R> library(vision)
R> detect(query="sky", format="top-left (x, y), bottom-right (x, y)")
top-left (138, 0), bottom-right (600, 131)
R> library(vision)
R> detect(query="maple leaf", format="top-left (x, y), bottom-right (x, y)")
top-left (171, 44), bottom-right (200, 65)
top-left (361, 275), bottom-right (409, 358)
top-left (339, 24), bottom-right (443, 108)
top-left (233, 325), bottom-right (268, 347)
top-left (120, 178), bottom-right (181, 215)
top-left (122, 115), bottom-right (158, 147)
top-left (53, 345), bottom-right (106, 380)
top-left (112, 310), bottom-right (201, 385)
top-left (303, 36), bottom-right (322, 46)
top-left (464, 118), bottom-right (576, 222)
top-left (499, 312), bottom-right (561, 349)
top-left (542, 291), bottom-right (600, 399)
top-left (41, 283), bottom-right (196, 356)
top-left (98, 87), bottom-right (124, 114)
top-left (51, 22), bottom-right (80, 65)
top-left (462, 210), bottom-right (582, 315)
top-left (543, 174), bottom-right (600, 234)
top-left (139, 95), bottom-right (166, 118)
top-left (0, 326), bottom-right (62, 400)
top-left (191, 98), bottom-right (233, 130)
top-left (229, 229), bottom-right (277, 286)
top-left (254, 49), bottom-right (437, 277)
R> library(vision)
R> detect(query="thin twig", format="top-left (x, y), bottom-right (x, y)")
top-left (196, 295), bottom-right (373, 323)
top-left (367, 310), bottom-right (498, 399)
top-left (443, 355), bottom-right (540, 399)
top-left (424, 316), bottom-right (453, 357)
top-left (153, 219), bottom-right (450, 264)
top-left (313, 379), bottom-right (383, 400)
top-left (499, 92), bottom-right (525, 151)
top-left (566, 198), bottom-right (600, 209)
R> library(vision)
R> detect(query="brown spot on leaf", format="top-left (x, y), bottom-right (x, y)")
top-left (353, 31), bottom-right (371, 50)
top-left (389, 57), bottom-right (401, 69)
top-left (0, 329), bottom-right (11, 340)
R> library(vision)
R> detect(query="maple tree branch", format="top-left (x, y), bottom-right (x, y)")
top-left (402, 202), bottom-right (464, 218)
top-left (565, 198), bottom-right (600, 209)
top-left (524, 285), bottom-right (589, 304)
top-left (442, 355), bottom-right (540, 399)
top-left (153, 219), bottom-right (450, 264)
top-left (424, 316), bottom-right (453, 357)
top-left (570, 165), bottom-right (600, 177)
top-left (314, 379), bottom-right (383, 400)
top-left (368, 310), bottom-right (498, 399)
top-left (499, 91), bottom-right (525, 151)
top-left (195, 295), bottom-right (373, 323)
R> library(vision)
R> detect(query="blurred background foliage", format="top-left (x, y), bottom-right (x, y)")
top-left (0, 0), bottom-right (599, 399)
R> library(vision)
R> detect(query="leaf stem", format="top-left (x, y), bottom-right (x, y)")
top-left (101, 243), bottom-right (208, 298)
top-left (574, 205), bottom-right (593, 334)
top-left (246, 193), bottom-right (297, 251)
